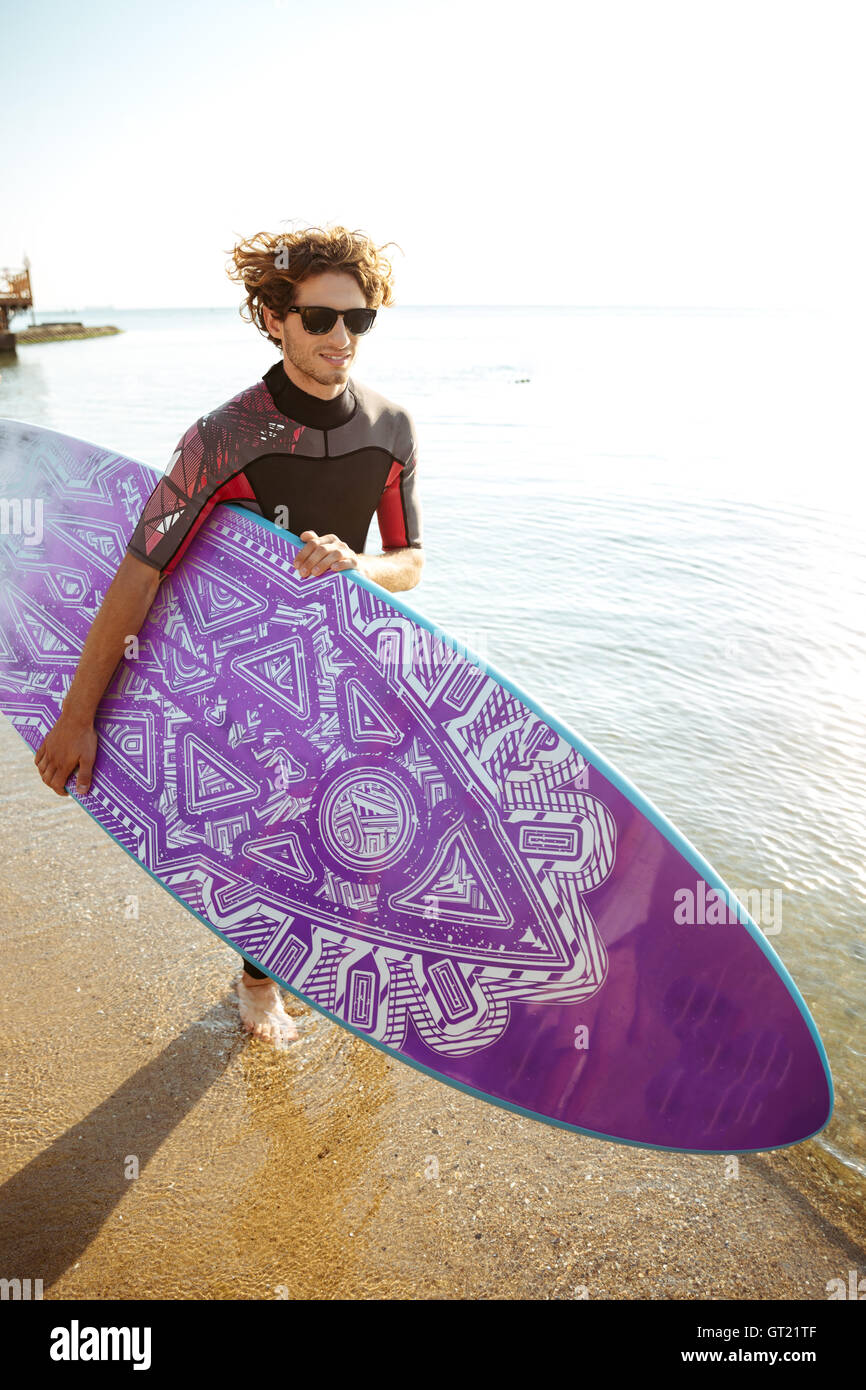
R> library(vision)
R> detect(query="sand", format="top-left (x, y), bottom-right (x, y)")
top-left (0, 718), bottom-right (863, 1300)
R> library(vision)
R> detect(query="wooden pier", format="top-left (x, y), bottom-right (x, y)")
top-left (0, 261), bottom-right (33, 350)
top-left (0, 259), bottom-right (120, 351)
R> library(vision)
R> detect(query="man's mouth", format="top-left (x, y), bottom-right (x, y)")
top-left (321, 352), bottom-right (350, 366)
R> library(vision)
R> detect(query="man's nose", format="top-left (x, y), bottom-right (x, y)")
top-left (325, 316), bottom-right (352, 348)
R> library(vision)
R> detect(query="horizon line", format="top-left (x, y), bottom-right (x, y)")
top-left (29, 302), bottom-right (810, 315)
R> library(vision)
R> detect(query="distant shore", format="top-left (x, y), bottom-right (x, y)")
top-left (14, 322), bottom-right (121, 344)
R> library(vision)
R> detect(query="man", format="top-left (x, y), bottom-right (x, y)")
top-left (33, 225), bottom-right (424, 1047)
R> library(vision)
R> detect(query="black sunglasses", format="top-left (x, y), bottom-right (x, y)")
top-left (285, 305), bottom-right (377, 336)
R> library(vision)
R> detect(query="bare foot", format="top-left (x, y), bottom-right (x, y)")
top-left (236, 971), bottom-right (299, 1047)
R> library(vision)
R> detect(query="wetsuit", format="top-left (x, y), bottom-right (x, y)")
top-left (126, 356), bottom-right (423, 978)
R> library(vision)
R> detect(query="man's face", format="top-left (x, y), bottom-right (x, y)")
top-left (265, 269), bottom-right (368, 398)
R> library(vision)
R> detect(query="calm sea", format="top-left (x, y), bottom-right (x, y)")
top-left (1, 304), bottom-right (863, 1182)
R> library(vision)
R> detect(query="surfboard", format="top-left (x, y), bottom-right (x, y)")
top-left (0, 418), bottom-right (833, 1153)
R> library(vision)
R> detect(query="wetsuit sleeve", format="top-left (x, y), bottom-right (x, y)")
top-left (126, 419), bottom-right (256, 578)
top-left (376, 413), bottom-right (423, 551)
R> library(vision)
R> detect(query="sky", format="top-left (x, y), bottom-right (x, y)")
top-left (3, 0), bottom-right (863, 309)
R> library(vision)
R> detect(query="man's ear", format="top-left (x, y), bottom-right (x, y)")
top-left (262, 303), bottom-right (283, 339)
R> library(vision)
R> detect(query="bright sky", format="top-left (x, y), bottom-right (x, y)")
top-left (3, 0), bottom-right (863, 309)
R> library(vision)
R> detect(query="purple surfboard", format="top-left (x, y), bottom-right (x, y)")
top-left (0, 419), bottom-right (833, 1152)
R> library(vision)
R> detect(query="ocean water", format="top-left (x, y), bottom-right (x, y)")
top-left (1, 304), bottom-right (863, 1185)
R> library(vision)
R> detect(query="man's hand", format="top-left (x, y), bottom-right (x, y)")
top-left (294, 531), bottom-right (424, 592)
top-left (294, 532), bottom-right (359, 578)
top-left (34, 712), bottom-right (98, 797)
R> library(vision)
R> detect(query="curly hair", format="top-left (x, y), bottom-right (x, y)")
top-left (225, 224), bottom-right (399, 347)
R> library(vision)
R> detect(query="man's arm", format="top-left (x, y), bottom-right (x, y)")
top-left (40, 410), bottom-right (242, 796)
top-left (293, 532), bottom-right (424, 592)
top-left (358, 546), bottom-right (424, 592)
top-left (34, 553), bottom-right (162, 796)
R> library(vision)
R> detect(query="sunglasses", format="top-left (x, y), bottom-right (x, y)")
top-left (285, 305), bottom-right (377, 336)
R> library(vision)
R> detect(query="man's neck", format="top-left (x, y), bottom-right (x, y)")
top-left (262, 358), bottom-right (356, 431)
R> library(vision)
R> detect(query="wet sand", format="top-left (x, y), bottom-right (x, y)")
top-left (1, 719), bottom-right (863, 1300)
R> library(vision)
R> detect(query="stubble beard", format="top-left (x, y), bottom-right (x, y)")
top-left (282, 332), bottom-right (350, 389)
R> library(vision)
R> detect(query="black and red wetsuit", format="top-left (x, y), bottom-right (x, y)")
top-left (126, 356), bottom-right (424, 979)
top-left (127, 356), bottom-right (423, 576)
